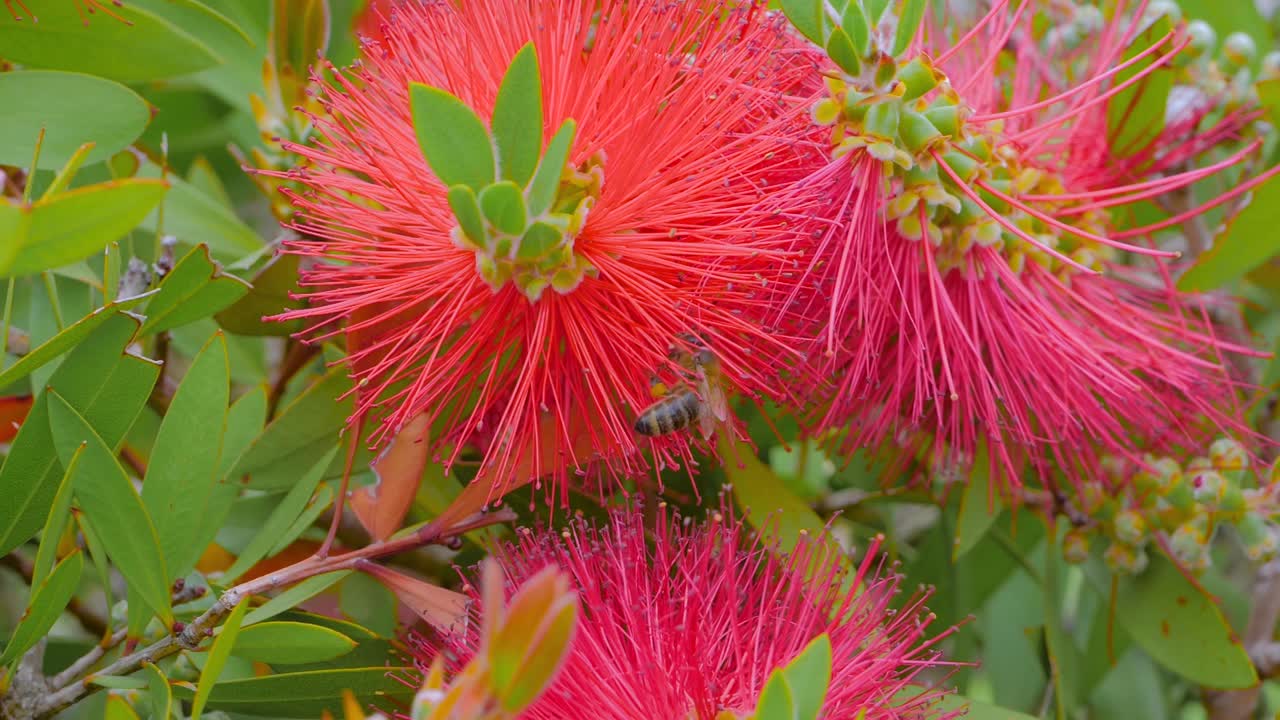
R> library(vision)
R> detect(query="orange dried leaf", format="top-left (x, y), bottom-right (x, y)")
top-left (351, 412), bottom-right (430, 541)
top-left (359, 562), bottom-right (468, 633)
top-left (0, 394), bottom-right (33, 442)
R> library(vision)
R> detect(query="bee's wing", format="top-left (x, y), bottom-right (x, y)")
top-left (696, 370), bottom-right (729, 440)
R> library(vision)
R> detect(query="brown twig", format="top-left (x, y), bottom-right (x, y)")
top-left (20, 508), bottom-right (515, 719)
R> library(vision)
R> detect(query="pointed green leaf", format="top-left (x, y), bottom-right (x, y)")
top-left (526, 120), bottom-right (575, 217)
top-left (826, 27), bottom-right (862, 76)
top-left (47, 391), bottom-right (172, 624)
top-left (144, 661), bottom-right (173, 720)
top-left (1085, 553), bottom-right (1256, 688)
top-left (0, 313), bottom-right (159, 558)
top-left (866, 0), bottom-right (891, 22)
top-left (231, 622), bottom-right (357, 664)
top-left (516, 222), bottom-right (564, 261)
top-left (842, 3), bottom-right (871, 55)
top-left (892, 0), bottom-right (928, 55)
top-left (409, 83), bottom-right (495, 190)
top-left (492, 43), bottom-right (544, 187)
top-left (447, 185), bottom-right (486, 245)
top-left (753, 671), bottom-right (796, 720)
top-left (218, 385), bottom-right (267, 482)
top-left (1106, 17), bottom-right (1173, 155)
top-left (338, 571), bottom-right (399, 638)
top-left (1179, 172), bottom-right (1280, 291)
top-left (268, 484), bottom-right (333, 556)
top-left (779, 0), bottom-right (825, 45)
top-left (172, 666), bottom-right (415, 717)
top-left (97, 676), bottom-right (150, 691)
top-left (191, 596), bottom-right (251, 720)
top-left (0, 70), bottom-right (150, 170)
top-left (143, 332), bottom-right (231, 577)
top-left (0, 292), bottom-right (151, 392)
top-left (0, 550), bottom-right (83, 666)
top-left (31, 443), bottom-right (82, 586)
top-left (243, 571), bottom-right (352, 626)
top-left (3, 179), bottom-right (168, 277)
top-left (953, 445), bottom-right (1002, 560)
top-left (214, 252), bottom-right (303, 336)
top-left (227, 366), bottom-right (352, 489)
top-left (781, 635), bottom-right (832, 720)
top-left (222, 446), bottom-right (338, 582)
top-left (141, 245), bottom-right (251, 334)
top-left (722, 436), bottom-right (825, 553)
top-left (138, 164), bottom-right (265, 259)
top-left (479, 181), bottom-right (528, 236)
top-left (0, 0), bottom-right (221, 83)
top-left (76, 513), bottom-right (114, 633)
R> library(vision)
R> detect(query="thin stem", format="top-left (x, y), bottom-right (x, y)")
top-left (29, 508), bottom-right (515, 719)
top-left (48, 629), bottom-right (127, 689)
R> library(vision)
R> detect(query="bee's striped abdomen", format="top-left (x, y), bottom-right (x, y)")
top-left (634, 389), bottom-right (701, 436)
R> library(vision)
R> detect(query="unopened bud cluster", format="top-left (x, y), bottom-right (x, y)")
top-left (810, 29), bottom-right (1117, 277)
top-left (1061, 438), bottom-right (1279, 575)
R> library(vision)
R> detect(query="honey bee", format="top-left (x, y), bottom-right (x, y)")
top-left (633, 333), bottom-right (729, 440)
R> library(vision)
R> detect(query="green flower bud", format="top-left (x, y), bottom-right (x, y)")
top-left (1223, 32), bottom-right (1257, 71)
top-left (1113, 509), bottom-right (1149, 546)
top-left (1209, 437), bottom-right (1249, 471)
top-left (1063, 530), bottom-right (1090, 564)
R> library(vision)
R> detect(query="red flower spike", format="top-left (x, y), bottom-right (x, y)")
top-left (776, 0), bottom-right (1273, 500)
top-left (411, 505), bottom-right (962, 720)
top-left (274, 0), bottom-right (816, 502)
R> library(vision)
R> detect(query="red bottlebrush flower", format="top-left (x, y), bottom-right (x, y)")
top-left (353, 0), bottom-right (395, 44)
top-left (412, 505), bottom-right (959, 720)
top-left (775, 0), bottom-right (1274, 499)
top-left (276, 1), bottom-right (814, 499)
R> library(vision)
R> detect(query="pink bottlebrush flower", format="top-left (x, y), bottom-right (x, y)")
top-left (775, 0), bottom-right (1274, 499)
top-left (275, 1), bottom-right (815, 499)
top-left (412, 505), bottom-right (960, 720)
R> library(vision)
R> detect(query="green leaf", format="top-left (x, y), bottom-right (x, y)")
top-left (826, 27), bottom-right (862, 76)
top-left (1178, 172), bottom-right (1280, 291)
top-left (953, 446), bottom-right (1002, 560)
top-left (243, 571), bottom-right (352, 626)
top-left (143, 332), bottom-right (231, 577)
top-left (1106, 16), bottom-right (1173, 156)
top-left (76, 513), bottom-right (115, 634)
top-left (31, 443), bottom-right (81, 586)
top-left (780, 635), bottom-right (832, 720)
top-left (126, 0), bottom-right (254, 55)
top-left (138, 164), bottom-right (265, 260)
top-left (227, 366), bottom-right (352, 489)
top-left (1085, 553), bottom-right (1256, 688)
top-left (144, 661), bottom-right (173, 720)
top-left (141, 245), bottom-right (250, 334)
top-left (338, 571), bottom-right (399, 638)
top-left (448, 185), bottom-right (486, 245)
top-left (1043, 525), bottom-right (1080, 718)
top-left (2, 179), bottom-right (168, 277)
top-left (47, 391), bottom-right (173, 625)
top-left (96, 676), bottom-right (149, 691)
top-left (0, 550), bottom-right (83, 665)
top-left (779, 0), bottom-right (825, 45)
top-left (865, 0), bottom-right (891, 22)
top-left (104, 694), bottom-right (142, 720)
top-left (231, 622), bottom-right (357, 664)
top-left (221, 446), bottom-right (338, 582)
top-left (892, 0), bottom-right (928, 55)
top-left (722, 436), bottom-right (825, 553)
top-left (526, 120), bottom-right (576, 217)
top-left (172, 666), bottom-right (415, 716)
top-left (928, 692), bottom-right (1042, 720)
top-left (0, 0), bottom-right (222, 83)
top-left (214, 252), bottom-right (303, 336)
top-left (409, 83), bottom-right (495, 190)
top-left (841, 3), bottom-right (871, 55)
top-left (0, 70), bottom-right (150, 170)
top-left (492, 43), bottom-right (544, 187)
top-left (192, 597), bottom-right (251, 720)
top-left (479, 181), bottom-right (529, 236)
top-left (0, 292), bottom-right (151, 392)
top-left (753, 671), bottom-right (796, 720)
top-left (219, 385), bottom-right (268, 482)
top-left (0, 313), bottom-right (159, 558)
top-left (1177, 0), bottom-right (1271, 58)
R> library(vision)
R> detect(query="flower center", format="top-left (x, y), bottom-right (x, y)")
top-left (452, 150), bottom-right (603, 302)
top-left (813, 54), bottom-right (1115, 276)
